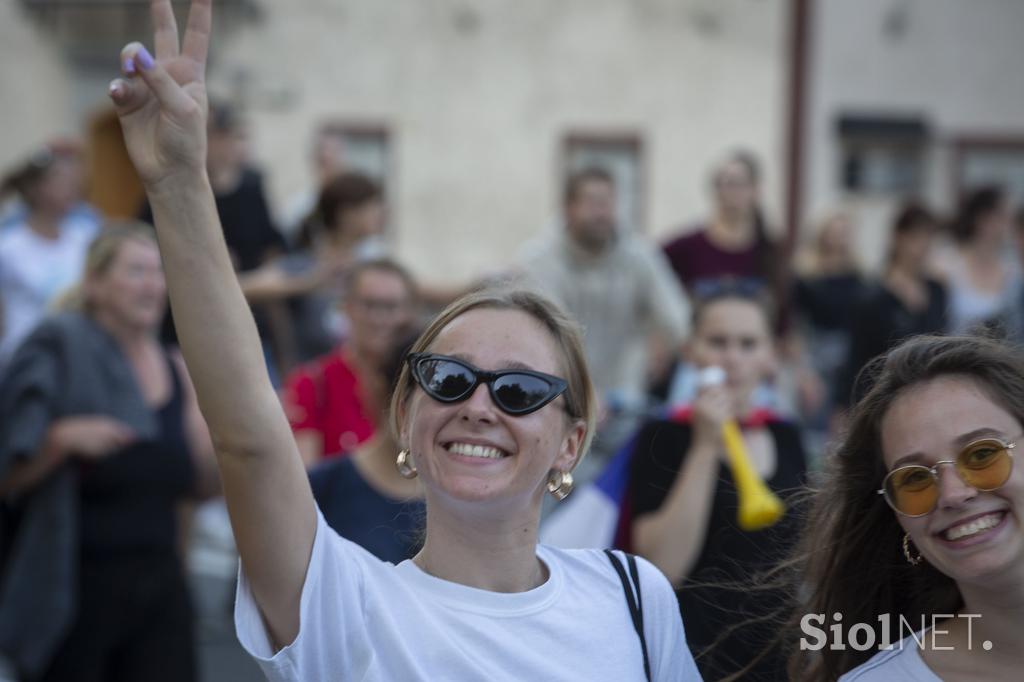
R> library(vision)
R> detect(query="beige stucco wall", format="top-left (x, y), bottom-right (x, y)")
top-left (804, 0), bottom-right (1024, 271)
top-left (0, 3), bottom-right (78, 169)
top-left (1, 0), bottom-right (787, 285)
top-left (8, 1), bottom-right (1024, 282)
top-left (210, 0), bottom-right (788, 283)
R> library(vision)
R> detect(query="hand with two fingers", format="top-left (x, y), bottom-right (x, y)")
top-left (108, 0), bottom-right (213, 191)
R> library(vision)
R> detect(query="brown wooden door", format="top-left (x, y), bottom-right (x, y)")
top-left (85, 107), bottom-right (144, 220)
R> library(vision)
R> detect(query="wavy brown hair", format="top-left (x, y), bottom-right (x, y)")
top-left (297, 171), bottom-right (382, 249)
top-left (786, 334), bottom-right (1024, 680)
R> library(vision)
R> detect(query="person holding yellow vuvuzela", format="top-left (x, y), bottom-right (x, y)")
top-left (619, 283), bottom-right (808, 681)
top-left (105, 2), bottom-right (703, 680)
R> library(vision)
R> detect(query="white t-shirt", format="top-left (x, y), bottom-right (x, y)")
top-left (235, 510), bottom-right (702, 681)
top-left (0, 217), bottom-right (97, 365)
top-left (839, 633), bottom-right (943, 681)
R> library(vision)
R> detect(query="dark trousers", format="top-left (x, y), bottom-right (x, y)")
top-left (37, 553), bottom-right (197, 682)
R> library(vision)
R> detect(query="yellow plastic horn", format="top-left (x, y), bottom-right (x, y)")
top-left (698, 367), bottom-right (785, 531)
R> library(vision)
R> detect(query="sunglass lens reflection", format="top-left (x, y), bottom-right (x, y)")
top-left (421, 360), bottom-right (474, 401)
top-left (492, 375), bottom-right (552, 413)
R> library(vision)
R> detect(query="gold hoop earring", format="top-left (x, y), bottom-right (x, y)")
top-left (396, 449), bottom-right (418, 479)
top-left (902, 533), bottom-right (922, 566)
top-left (546, 470), bottom-right (574, 501)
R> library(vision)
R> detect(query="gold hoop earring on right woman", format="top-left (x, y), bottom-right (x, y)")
top-left (547, 470), bottom-right (574, 501)
top-left (902, 532), bottom-right (922, 566)
top-left (396, 449), bottom-right (418, 479)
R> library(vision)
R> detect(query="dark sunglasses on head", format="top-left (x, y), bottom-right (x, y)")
top-left (877, 437), bottom-right (1016, 517)
top-left (691, 276), bottom-right (767, 301)
top-left (407, 352), bottom-right (568, 416)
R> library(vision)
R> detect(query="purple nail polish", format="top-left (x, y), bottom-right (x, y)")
top-left (137, 46), bottom-right (155, 71)
top-left (124, 57), bottom-right (136, 74)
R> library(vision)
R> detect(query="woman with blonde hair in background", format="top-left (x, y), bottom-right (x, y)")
top-left (794, 211), bottom-right (867, 436)
top-left (0, 223), bottom-right (216, 681)
top-left (106, 2), bottom-right (701, 679)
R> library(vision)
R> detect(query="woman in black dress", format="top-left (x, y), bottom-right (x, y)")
top-left (0, 224), bottom-right (215, 682)
top-left (837, 202), bottom-right (946, 409)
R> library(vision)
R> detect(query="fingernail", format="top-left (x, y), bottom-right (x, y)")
top-left (108, 80), bottom-right (122, 98)
top-left (123, 56), bottom-right (136, 74)
top-left (136, 46), bottom-right (155, 71)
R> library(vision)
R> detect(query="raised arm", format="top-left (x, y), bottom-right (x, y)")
top-left (631, 386), bottom-right (729, 584)
top-left (110, 0), bottom-right (314, 648)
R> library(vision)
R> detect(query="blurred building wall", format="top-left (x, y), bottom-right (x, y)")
top-left (0, 2), bottom-right (78, 167)
top-left (0, 0), bottom-right (788, 285)
top-left (209, 0), bottom-right (788, 283)
top-left (5, 2), bottom-right (1024, 282)
top-left (804, 0), bottom-right (1024, 271)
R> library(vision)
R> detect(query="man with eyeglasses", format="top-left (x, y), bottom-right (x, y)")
top-left (517, 167), bottom-right (690, 479)
top-left (282, 259), bottom-right (418, 467)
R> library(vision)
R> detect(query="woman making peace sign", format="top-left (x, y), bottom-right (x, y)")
top-left (108, 2), bottom-right (701, 679)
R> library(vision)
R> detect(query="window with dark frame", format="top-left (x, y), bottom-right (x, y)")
top-left (837, 114), bottom-right (928, 196)
top-left (317, 121), bottom-right (394, 237)
top-left (953, 137), bottom-right (1024, 206)
top-left (333, 124), bottom-right (392, 185)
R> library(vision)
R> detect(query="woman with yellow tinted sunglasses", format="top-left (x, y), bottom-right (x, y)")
top-left (787, 335), bottom-right (1024, 681)
top-left (878, 436), bottom-right (1016, 519)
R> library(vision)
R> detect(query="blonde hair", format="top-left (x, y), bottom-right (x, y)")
top-left (389, 287), bottom-right (597, 466)
top-left (53, 221), bottom-right (159, 313)
top-left (794, 210), bottom-right (857, 276)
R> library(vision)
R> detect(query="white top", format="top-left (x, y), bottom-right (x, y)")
top-left (0, 217), bottom-right (97, 366)
top-left (277, 188), bottom-right (317, 244)
top-left (236, 509), bottom-right (702, 681)
top-left (944, 251), bottom-right (1021, 334)
top-left (839, 632), bottom-right (942, 681)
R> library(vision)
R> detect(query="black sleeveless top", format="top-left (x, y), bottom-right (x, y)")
top-left (77, 352), bottom-right (195, 557)
top-left (625, 419), bottom-right (807, 681)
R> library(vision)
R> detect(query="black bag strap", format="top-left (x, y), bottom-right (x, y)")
top-left (604, 549), bottom-right (651, 681)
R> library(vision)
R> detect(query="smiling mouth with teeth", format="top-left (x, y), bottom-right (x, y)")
top-left (941, 512), bottom-right (1006, 541)
top-left (447, 442), bottom-right (508, 459)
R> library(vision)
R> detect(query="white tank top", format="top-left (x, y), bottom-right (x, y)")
top-left (946, 253), bottom-right (1020, 334)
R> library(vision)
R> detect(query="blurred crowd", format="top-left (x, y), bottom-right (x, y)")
top-left (1, 99), bottom-right (1023, 682)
